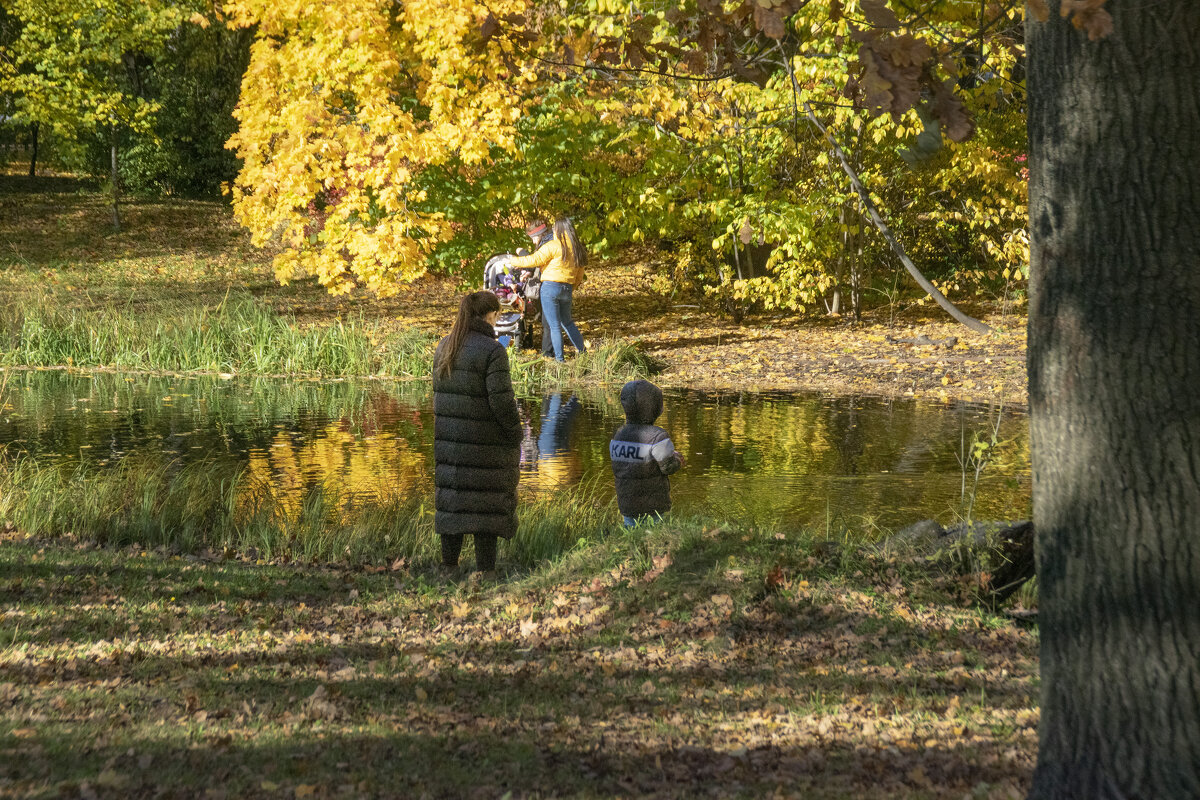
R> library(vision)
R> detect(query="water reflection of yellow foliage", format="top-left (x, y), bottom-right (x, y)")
top-left (655, 397), bottom-right (1030, 528)
top-left (532, 453), bottom-right (582, 491)
top-left (242, 423), bottom-right (429, 521)
top-left (661, 400), bottom-right (831, 474)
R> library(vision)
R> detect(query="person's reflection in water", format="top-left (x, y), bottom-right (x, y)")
top-left (535, 392), bottom-right (583, 488)
top-left (516, 402), bottom-right (538, 470)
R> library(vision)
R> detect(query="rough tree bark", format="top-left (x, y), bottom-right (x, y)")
top-left (1027, 3), bottom-right (1200, 798)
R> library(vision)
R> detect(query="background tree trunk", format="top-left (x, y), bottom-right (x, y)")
top-left (28, 122), bottom-right (39, 177)
top-left (110, 130), bottom-right (121, 232)
top-left (828, 203), bottom-right (847, 315)
top-left (1027, 3), bottom-right (1200, 798)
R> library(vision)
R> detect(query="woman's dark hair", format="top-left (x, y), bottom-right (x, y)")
top-left (434, 291), bottom-right (501, 380)
top-left (553, 217), bottom-right (587, 269)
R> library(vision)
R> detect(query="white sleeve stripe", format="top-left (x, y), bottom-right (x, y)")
top-left (648, 438), bottom-right (675, 462)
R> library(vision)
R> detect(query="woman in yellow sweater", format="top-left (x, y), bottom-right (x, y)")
top-left (508, 218), bottom-right (588, 362)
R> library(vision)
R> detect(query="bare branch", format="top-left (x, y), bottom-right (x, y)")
top-left (801, 100), bottom-right (992, 334)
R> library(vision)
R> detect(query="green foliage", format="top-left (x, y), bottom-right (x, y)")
top-left (410, 37), bottom-right (1025, 320)
top-left (0, 0), bottom-right (203, 136)
top-left (98, 21), bottom-right (251, 196)
top-left (3, 0), bottom-right (1030, 318)
top-left (140, 23), bottom-right (249, 195)
top-left (0, 0), bottom-right (240, 197)
top-left (415, 77), bottom-right (697, 276)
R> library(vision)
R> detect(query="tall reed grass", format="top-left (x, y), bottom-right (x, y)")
top-left (0, 294), bottom-right (435, 377)
top-left (509, 338), bottom-right (653, 388)
top-left (0, 294), bottom-right (651, 385)
top-left (0, 454), bottom-right (617, 569)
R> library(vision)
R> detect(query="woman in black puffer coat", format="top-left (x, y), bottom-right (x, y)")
top-left (432, 291), bottom-right (523, 572)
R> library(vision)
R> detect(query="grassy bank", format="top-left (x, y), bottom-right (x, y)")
top-left (0, 292), bottom-right (651, 385)
top-left (1, 176), bottom-right (1031, 404)
top-left (0, 455), bottom-right (617, 570)
top-left (0, 294), bottom-right (434, 378)
top-left (0, 180), bottom-right (649, 386)
top-left (0, 509), bottom-right (1039, 799)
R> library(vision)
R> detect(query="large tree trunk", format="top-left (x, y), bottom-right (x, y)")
top-left (1026, 3), bottom-right (1200, 798)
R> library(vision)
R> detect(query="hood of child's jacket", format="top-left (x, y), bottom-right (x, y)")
top-left (620, 380), bottom-right (663, 424)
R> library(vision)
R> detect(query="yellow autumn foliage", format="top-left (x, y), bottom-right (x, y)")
top-left (223, 0), bottom-right (532, 294)
top-left (220, 0), bottom-right (1029, 309)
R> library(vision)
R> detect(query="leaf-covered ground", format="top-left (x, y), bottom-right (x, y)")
top-left (558, 249), bottom-right (1027, 406)
top-left (0, 523), bottom-right (1038, 800)
top-left (0, 177), bottom-right (1027, 404)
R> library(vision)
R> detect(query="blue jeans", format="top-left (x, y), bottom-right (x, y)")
top-left (540, 280), bottom-right (586, 361)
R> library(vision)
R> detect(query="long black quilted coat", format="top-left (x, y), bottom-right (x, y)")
top-left (432, 317), bottom-right (523, 538)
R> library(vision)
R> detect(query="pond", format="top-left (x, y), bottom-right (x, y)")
top-left (0, 370), bottom-right (1030, 532)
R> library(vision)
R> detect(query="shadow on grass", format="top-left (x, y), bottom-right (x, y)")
top-left (0, 603), bottom-right (1036, 707)
top-left (0, 533), bottom-right (1037, 798)
top-left (2, 726), bottom-right (1030, 799)
top-left (1, 539), bottom-right (1036, 714)
top-left (0, 176), bottom-right (253, 273)
top-left (0, 173), bottom-right (98, 196)
top-left (0, 553), bottom-right (360, 607)
top-left (635, 331), bottom-right (765, 351)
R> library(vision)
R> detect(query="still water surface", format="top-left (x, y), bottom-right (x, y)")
top-left (0, 370), bottom-right (1031, 531)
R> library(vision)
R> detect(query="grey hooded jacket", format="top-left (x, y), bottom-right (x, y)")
top-left (609, 380), bottom-right (682, 518)
top-left (433, 317), bottom-right (523, 538)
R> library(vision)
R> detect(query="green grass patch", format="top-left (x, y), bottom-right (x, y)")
top-left (509, 338), bottom-right (654, 389)
top-left (0, 454), bottom-right (619, 571)
top-left (0, 291), bottom-right (651, 384)
top-left (0, 293), bottom-right (437, 378)
top-left (0, 182), bottom-right (650, 386)
top-left (0, 291), bottom-right (650, 386)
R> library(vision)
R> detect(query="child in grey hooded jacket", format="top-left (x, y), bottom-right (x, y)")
top-left (609, 380), bottom-right (685, 526)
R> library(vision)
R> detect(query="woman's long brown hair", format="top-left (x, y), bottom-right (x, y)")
top-left (434, 291), bottom-right (501, 380)
top-left (553, 217), bottom-right (587, 269)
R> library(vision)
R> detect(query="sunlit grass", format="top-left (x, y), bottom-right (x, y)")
top-left (0, 292), bottom-right (651, 386)
top-left (0, 294), bottom-right (437, 378)
top-left (0, 185), bottom-right (652, 386)
top-left (508, 337), bottom-right (653, 389)
top-left (0, 454), bottom-right (619, 570)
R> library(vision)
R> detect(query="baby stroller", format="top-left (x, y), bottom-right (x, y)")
top-left (484, 253), bottom-right (542, 349)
